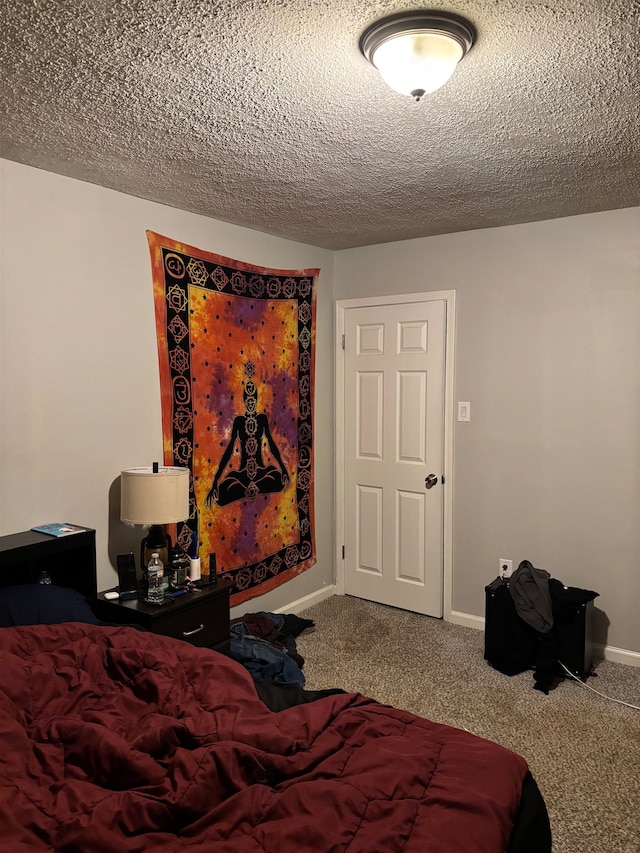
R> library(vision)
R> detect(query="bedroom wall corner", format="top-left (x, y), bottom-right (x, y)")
top-left (333, 207), bottom-right (640, 659)
top-left (0, 159), bottom-right (336, 608)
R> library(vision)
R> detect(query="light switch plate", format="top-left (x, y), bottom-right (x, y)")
top-left (458, 401), bottom-right (471, 422)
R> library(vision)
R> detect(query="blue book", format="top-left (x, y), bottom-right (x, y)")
top-left (31, 523), bottom-right (85, 537)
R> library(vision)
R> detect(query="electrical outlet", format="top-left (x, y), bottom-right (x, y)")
top-left (499, 558), bottom-right (513, 578)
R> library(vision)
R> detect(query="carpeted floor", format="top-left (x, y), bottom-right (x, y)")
top-left (297, 595), bottom-right (640, 853)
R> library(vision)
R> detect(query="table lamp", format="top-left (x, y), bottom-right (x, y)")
top-left (120, 463), bottom-right (190, 571)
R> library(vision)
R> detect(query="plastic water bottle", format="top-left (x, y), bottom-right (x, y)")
top-left (145, 553), bottom-right (164, 604)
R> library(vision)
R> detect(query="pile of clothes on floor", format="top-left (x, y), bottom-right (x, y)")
top-left (229, 610), bottom-right (343, 711)
top-left (230, 610), bottom-right (314, 685)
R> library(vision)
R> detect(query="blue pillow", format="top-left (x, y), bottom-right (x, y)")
top-left (0, 584), bottom-right (100, 627)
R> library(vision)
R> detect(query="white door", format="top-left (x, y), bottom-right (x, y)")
top-left (342, 298), bottom-right (446, 617)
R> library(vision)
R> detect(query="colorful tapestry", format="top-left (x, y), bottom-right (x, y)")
top-left (147, 231), bottom-right (318, 605)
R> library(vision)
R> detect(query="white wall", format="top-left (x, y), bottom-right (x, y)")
top-left (3, 158), bottom-right (639, 659)
top-left (335, 208), bottom-right (640, 658)
top-left (0, 159), bottom-right (336, 613)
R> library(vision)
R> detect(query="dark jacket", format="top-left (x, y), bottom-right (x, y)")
top-left (509, 560), bottom-right (553, 634)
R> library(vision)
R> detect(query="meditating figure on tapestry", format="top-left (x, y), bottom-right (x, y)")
top-left (205, 362), bottom-right (289, 508)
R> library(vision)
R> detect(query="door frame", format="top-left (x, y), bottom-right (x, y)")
top-left (335, 290), bottom-right (456, 621)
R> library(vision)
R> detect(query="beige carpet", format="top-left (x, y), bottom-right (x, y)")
top-left (297, 595), bottom-right (640, 853)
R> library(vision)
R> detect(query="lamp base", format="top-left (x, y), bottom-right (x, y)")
top-left (140, 525), bottom-right (172, 584)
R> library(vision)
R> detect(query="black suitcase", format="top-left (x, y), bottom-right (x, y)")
top-left (485, 577), bottom-right (596, 682)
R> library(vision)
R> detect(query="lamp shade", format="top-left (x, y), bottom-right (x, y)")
top-left (120, 466), bottom-right (190, 525)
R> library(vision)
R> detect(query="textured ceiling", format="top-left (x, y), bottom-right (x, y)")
top-left (1, 0), bottom-right (638, 250)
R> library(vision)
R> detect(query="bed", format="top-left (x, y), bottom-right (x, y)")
top-left (0, 542), bottom-right (551, 852)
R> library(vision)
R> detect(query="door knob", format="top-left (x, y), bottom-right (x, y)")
top-left (424, 474), bottom-right (438, 489)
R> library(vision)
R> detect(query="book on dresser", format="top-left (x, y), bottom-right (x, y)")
top-left (31, 523), bottom-right (86, 537)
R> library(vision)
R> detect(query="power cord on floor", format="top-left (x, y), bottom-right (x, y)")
top-left (559, 661), bottom-right (640, 711)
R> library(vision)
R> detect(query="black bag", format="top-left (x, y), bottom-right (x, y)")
top-left (485, 579), bottom-right (538, 675)
top-left (485, 575), bottom-right (599, 691)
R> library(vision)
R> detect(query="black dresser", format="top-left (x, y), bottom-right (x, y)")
top-left (0, 527), bottom-right (97, 597)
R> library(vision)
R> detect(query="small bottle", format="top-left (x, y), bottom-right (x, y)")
top-left (167, 547), bottom-right (179, 589)
top-left (168, 547), bottom-right (189, 588)
top-left (175, 550), bottom-right (189, 586)
top-left (145, 553), bottom-right (164, 605)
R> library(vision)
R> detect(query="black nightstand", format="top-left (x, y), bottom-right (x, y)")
top-left (92, 580), bottom-right (232, 655)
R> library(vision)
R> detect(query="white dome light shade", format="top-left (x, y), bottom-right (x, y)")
top-left (359, 12), bottom-right (475, 101)
top-left (372, 32), bottom-right (464, 98)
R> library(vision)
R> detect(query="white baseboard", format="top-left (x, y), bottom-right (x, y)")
top-left (273, 584), bottom-right (337, 615)
top-left (448, 610), bottom-right (485, 630)
top-left (448, 609), bottom-right (640, 668)
top-left (594, 643), bottom-right (640, 668)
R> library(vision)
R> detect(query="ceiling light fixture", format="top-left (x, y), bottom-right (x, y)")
top-left (359, 10), bottom-right (475, 101)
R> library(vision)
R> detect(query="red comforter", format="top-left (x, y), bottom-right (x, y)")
top-left (0, 624), bottom-right (528, 852)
